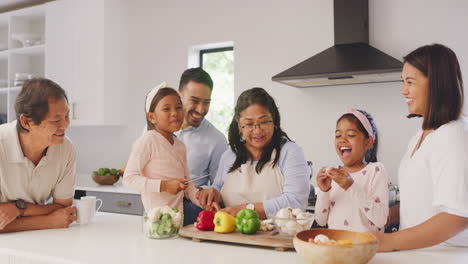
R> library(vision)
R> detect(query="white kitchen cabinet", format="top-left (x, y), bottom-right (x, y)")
top-left (75, 174), bottom-right (144, 215)
top-left (85, 191), bottom-right (144, 216)
top-left (46, 0), bottom-right (128, 126)
top-left (0, 0), bottom-right (128, 126)
top-left (0, 5), bottom-right (46, 125)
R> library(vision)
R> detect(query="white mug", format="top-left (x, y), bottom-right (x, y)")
top-left (80, 196), bottom-right (103, 218)
top-left (74, 199), bottom-right (93, 225)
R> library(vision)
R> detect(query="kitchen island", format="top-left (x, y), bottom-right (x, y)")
top-left (0, 213), bottom-right (466, 264)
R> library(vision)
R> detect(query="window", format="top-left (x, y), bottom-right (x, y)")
top-left (199, 47), bottom-right (234, 137)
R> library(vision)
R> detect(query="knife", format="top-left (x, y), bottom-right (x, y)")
top-left (183, 174), bottom-right (210, 185)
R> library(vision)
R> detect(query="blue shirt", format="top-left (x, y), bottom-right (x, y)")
top-left (212, 141), bottom-right (311, 217)
top-left (174, 119), bottom-right (228, 188)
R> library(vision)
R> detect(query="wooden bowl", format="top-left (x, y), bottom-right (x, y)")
top-left (92, 174), bottom-right (120, 185)
top-left (293, 229), bottom-right (378, 264)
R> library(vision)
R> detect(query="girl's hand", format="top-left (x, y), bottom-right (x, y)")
top-left (328, 167), bottom-right (354, 190)
top-left (160, 179), bottom-right (187, 194)
top-left (316, 167), bottom-right (332, 192)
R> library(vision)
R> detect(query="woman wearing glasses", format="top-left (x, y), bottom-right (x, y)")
top-left (196, 87), bottom-right (310, 219)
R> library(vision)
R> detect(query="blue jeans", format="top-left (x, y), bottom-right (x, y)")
top-left (183, 198), bottom-right (203, 226)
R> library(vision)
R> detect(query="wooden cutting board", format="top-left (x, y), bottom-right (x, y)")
top-left (179, 224), bottom-right (294, 251)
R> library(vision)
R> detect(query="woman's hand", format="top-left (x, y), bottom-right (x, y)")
top-left (328, 167), bottom-right (354, 191)
top-left (196, 188), bottom-right (220, 210)
top-left (160, 179), bottom-right (187, 194)
top-left (316, 167), bottom-right (332, 192)
top-left (220, 205), bottom-right (244, 217)
top-left (369, 230), bottom-right (398, 252)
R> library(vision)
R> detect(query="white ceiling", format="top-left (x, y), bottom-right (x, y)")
top-left (0, 0), bottom-right (49, 13)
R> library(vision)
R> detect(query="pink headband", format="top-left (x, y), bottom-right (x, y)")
top-left (342, 108), bottom-right (374, 139)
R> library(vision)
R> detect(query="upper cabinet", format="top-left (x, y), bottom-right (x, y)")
top-left (0, 5), bottom-right (45, 125)
top-left (46, 0), bottom-right (128, 126)
top-left (0, 0), bottom-right (128, 127)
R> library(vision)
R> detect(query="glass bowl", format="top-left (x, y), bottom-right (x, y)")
top-left (142, 207), bottom-right (182, 239)
top-left (273, 214), bottom-right (314, 237)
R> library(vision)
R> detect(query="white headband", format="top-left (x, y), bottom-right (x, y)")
top-left (145, 81), bottom-right (170, 112)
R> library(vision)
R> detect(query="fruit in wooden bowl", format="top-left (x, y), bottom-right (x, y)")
top-left (92, 168), bottom-right (121, 185)
top-left (293, 228), bottom-right (378, 264)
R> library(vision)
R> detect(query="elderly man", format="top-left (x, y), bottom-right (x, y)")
top-left (0, 78), bottom-right (77, 233)
top-left (175, 68), bottom-right (228, 225)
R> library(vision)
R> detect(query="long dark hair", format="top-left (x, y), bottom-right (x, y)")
top-left (145, 87), bottom-right (181, 130)
top-left (403, 43), bottom-right (464, 130)
top-left (338, 109), bottom-right (378, 163)
top-left (228, 87), bottom-right (291, 173)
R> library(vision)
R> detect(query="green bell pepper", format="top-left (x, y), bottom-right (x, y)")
top-left (235, 208), bottom-right (260, 234)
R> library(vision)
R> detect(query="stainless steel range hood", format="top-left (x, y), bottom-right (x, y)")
top-left (272, 0), bottom-right (403, 88)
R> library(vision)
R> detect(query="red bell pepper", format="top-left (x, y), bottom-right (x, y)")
top-left (195, 210), bottom-right (215, 231)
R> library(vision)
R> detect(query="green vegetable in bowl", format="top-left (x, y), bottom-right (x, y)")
top-left (156, 216), bottom-right (176, 236)
top-left (161, 213), bottom-right (172, 221)
top-left (144, 206), bottom-right (181, 239)
top-left (95, 167), bottom-right (120, 176)
top-left (97, 168), bottom-right (106, 175)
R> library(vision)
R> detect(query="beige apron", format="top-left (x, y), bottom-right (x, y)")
top-left (220, 151), bottom-right (284, 206)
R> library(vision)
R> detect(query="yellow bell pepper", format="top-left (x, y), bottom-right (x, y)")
top-left (213, 212), bottom-right (236, 233)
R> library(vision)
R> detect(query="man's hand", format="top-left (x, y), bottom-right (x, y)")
top-left (197, 188), bottom-right (220, 209)
top-left (47, 206), bottom-right (77, 229)
top-left (210, 201), bottom-right (221, 211)
top-left (0, 203), bottom-right (20, 230)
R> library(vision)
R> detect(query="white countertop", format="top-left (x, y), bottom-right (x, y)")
top-left (75, 173), bottom-right (139, 194)
top-left (0, 212), bottom-right (467, 264)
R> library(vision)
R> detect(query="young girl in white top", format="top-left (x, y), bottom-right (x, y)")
top-left (123, 83), bottom-right (200, 215)
top-left (315, 109), bottom-right (390, 233)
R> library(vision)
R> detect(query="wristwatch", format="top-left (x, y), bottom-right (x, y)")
top-left (15, 199), bottom-right (27, 216)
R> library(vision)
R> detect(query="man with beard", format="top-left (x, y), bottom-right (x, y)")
top-left (175, 68), bottom-right (228, 225)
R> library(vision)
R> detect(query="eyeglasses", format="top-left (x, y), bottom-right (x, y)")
top-left (241, 120), bottom-right (273, 131)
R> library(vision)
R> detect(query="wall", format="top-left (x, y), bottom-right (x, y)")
top-left (67, 0), bottom-right (468, 185)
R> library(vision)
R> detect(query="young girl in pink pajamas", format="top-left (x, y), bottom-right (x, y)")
top-left (123, 83), bottom-right (200, 214)
top-left (315, 108), bottom-right (389, 233)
